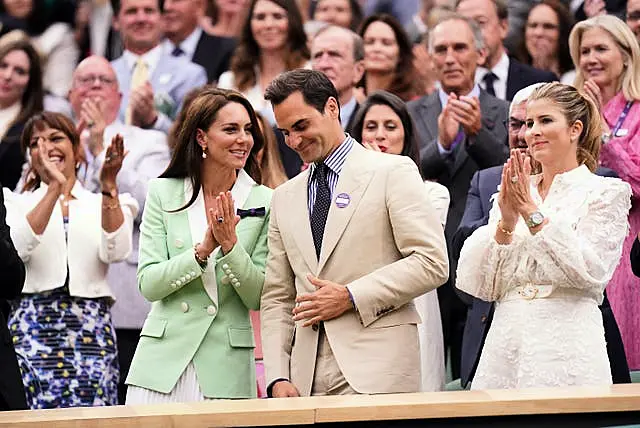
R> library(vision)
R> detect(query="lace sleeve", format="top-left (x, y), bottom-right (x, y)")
top-left (524, 181), bottom-right (631, 296)
top-left (455, 194), bottom-right (526, 302)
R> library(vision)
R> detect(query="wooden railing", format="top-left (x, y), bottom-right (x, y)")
top-left (1, 384), bottom-right (639, 427)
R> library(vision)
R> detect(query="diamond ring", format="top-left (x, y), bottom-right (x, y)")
top-left (217, 217), bottom-right (224, 223)
top-left (510, 175), bottom-right (519, 183)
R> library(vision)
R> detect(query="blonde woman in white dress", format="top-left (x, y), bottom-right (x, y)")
top-left (352, 90), bottom-right (447, 392)
top-left (456, 82), bottom-right (631, 389)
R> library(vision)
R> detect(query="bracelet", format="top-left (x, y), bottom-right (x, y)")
top-left (498, 220), bottom-right (514, 236)
top-left (194, 243), bottom-right (208, 268)
top-left (102, 201), bottom-right (120, 210)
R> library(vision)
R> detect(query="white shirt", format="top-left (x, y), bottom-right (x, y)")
top-left (475, 52), bottom-right (510, 101)
top-left (162, 27), bottom-right (203, 60)
top-left (123, 44), bottom-right (164, 77)
top-left (340, 96), bottom-right (357, 129)
top-left (0, 101), bottom-right (21, 142)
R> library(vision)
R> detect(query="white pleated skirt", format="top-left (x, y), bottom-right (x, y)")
top-left (126, 362), bottom-right (216, 404)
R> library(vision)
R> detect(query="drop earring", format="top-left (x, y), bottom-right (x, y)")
top-left (202, 147), bottom-right (207, 159)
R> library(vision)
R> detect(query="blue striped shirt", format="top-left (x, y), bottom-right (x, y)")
top-left (307, 135), bottom-right (355, 215)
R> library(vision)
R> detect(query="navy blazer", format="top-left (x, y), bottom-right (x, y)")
top-left (452, 165), bottom-right (630, 388)
top-left (506, 59), bottom-right (558, 101)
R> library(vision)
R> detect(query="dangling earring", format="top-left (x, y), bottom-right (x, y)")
top-left (202, 147), bottom-right (208, 159)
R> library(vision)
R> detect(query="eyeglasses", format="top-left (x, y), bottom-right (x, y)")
top-left (74, 74), bottom-right (116, 88)
top-left (504, 118), bottom-right (526, 132)
top-left (627, 11), bottom-right (640, 22)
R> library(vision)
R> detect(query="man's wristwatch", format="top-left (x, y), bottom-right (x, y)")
top-left (525, 211), bottom-right (545, 229)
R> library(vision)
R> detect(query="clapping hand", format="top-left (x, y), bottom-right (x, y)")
top-left (99, 134), bottom-right (127, 191)
top-left (36, 138), bottom-right (66, 189)
top-left (210, 191), bottom-right (240, 255)
top-left (130, 82), bottom-right (159, 128)
top-left (78, 98), bottom-right (107, 157)
top-left (438, 93), bottom-right (461, 149)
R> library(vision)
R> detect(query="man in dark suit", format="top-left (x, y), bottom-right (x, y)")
top-left (457, 0), bottom-right (557, 102)
top-left (452, 83), bottom-right (631, 388)
top-left (162, 0), bottom-right (235, 83)
top-left (407, 14), bottom-right (509, 379)
top-left (0, 188), bottom-right (27, 411)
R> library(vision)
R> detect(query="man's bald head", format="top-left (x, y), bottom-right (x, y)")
top-left (69, 56), bottom-right (122, 125)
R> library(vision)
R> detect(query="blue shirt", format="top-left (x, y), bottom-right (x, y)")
top-left (307, 135), bottom-right (355, 215)
top-left (437, 84), bottom-right (481, 156)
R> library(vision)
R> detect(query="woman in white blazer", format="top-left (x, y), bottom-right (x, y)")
top-left (351, 90), bottom-right (448, 392)
top-left (3, 112), bottom-right (138, 409)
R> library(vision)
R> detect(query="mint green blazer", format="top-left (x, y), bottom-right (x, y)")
top-left (125, 175), bottom-right (272, 399)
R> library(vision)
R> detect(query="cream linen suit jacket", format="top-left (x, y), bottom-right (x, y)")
top-left (261, 142), bottom-right (449, 396)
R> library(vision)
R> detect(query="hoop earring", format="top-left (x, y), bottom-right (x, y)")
top-left (202, 147), bottom-right (207, 159)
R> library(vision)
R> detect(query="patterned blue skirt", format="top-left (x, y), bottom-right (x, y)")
top-left (9, 286), bottom-right (119, 409)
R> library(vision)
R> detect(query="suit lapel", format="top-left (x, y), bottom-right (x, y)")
top-left (318, 144), bottom-right (374, 273)
top-left (286, 170), bottom-right (318, 273)
top-left (505, 59), bottom-right (517, 101)
top-left (419, 93), bottom-right (441, 142)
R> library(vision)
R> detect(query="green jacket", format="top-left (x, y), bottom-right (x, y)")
top-left (126, 173), bottom-right (272, 398)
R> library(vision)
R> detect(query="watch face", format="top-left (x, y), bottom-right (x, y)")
top-left (530, 212), bottom-right (544, 226)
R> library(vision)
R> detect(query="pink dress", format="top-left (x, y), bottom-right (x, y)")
top-left (602, 92), bottom-right (640, 370)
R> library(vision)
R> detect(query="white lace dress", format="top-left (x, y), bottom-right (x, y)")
top-left (456, 165), bottom-right (631, 389)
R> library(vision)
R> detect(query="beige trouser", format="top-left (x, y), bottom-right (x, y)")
top-left (311, 324), bottom-right (359, 396)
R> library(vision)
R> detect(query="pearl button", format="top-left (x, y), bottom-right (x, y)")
top-left (207, 305), bottom-right (217, 316)
top-left (170, 282), bottom-right (176, 288)
top-left (190, 271), bottom-right (196, 276)
top-left (181, 302), bottom-right (189, 312)
top-left (180, 276), bottom-right (186, 282)
top-left (225, 269), bottom-right (232, 275)
top-left (222, 264), bottom-right (229, 270)
top-left (175, 280), bottom-right (182, 287)
top-left (228, 273), bottom-right (236, 280)
top-left (185, 273), bottom-right (191, 280)
top-left (107, 243), bottom-right (115, 250)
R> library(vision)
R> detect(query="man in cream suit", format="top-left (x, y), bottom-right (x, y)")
top-left (261, 69), bottom-right (449, 397)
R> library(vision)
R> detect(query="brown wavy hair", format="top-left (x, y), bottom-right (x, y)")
top-left (527, 82), bottom-right (601, 172)
top-left (255, 112), bottom-right (287, 188)
top-left (357, 13), bottom-right (422, 101)
top-left (161, 88), bottom-right (264, 211)
top-left (229, 0), bottom-right (309, 93)
top-left (0, 34), bottom-right (44, 133)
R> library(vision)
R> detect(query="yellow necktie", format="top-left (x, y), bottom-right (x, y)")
top-left (126, 58), bottom-right (149, 125)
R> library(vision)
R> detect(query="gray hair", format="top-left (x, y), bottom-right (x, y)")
top-left (509, 82), bottom-right (547, 117)
top-left (313, 24), bottom-right (364, 62)
top-left (428, 13), bottom-right (485, 53)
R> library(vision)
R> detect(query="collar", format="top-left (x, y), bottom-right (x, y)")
top-left (162, 27), bottom-right (202, 59)
top-left (340, 96), bottom-right (357, 128)
top-left (438, 84), bottom-right (481, 108)
top-left (38, 180), bottom-right (89, 199)
top-left (309, 134), bottom-right (355, 178)
top-left (412, 13), bottom-right (427, 34)
top-left (476, 52), bottom-right (509, 85)
top-left (122, 44), bottom-right (164, 76)
top-left (531, 164), bottom-right (591, 187)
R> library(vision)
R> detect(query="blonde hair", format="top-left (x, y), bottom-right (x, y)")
top-left (569, 15), bottom-right (640, 102)
top-left (528, 82), bottom-right (602, 172)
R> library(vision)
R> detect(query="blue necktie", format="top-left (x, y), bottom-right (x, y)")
top-left (311, 163), bottom-right (331, 259)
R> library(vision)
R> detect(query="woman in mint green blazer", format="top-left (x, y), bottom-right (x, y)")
top-left (125, 88), bottom-right (273, 403)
